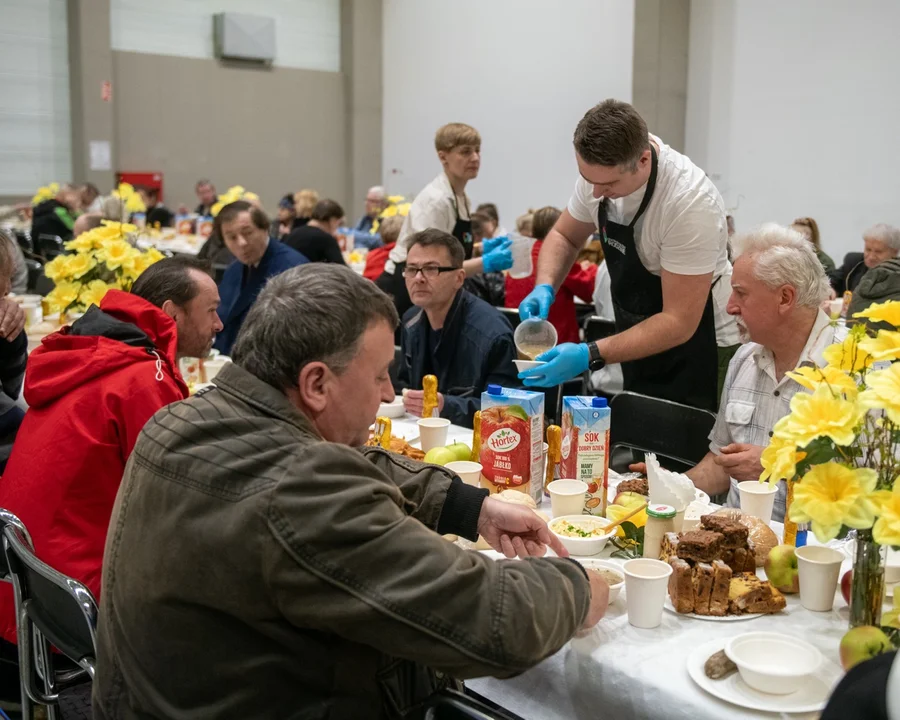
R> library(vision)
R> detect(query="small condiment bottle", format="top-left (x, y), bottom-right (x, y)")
top-left (643, 504), bottom-right (677, 560)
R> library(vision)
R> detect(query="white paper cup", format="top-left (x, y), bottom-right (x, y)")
top-left (445, 461), bottom-right (482, 487)
top-left (417, 418), bottom-right (450, 452)
top-left (623, 558), bottom-right (673, 629)
top-left (547, 480), bottom-right (588, 518)
top-left (796, 545), bottom-right (844, 612)
top-left (738, 481), bottom-right (778, 523)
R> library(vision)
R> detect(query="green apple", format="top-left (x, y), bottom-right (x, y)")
top-left (424, 447), bottom-right (457, 466)
top-left (839, 625), bottom-right (893, 671)
top-left (613, 491), bottom-right (647, 509)
top-left (765, 544), bottom-right (800, 594)
top-left (446, 442), bottom-right (472, 463)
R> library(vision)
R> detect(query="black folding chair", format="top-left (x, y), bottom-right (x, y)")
top-left (609, 391), bottom-right (717, 475)
top-left (36, 235), bottom-right (65, 261)
top-left (496, 307), bottom-right (521, 331)
top-left (426, 689), bottom-right (522, 720)
top-left (389, 345), bottom-right (404, 391)
top-left (3, 525), bottom-right (97, 720)
top-left (583, 315), bottom-right (617, 344)
top-left (0, 510), bottom-right (34, 718)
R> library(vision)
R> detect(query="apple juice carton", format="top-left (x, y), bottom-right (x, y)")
top-left (479, 384), bottom-right (544, 497)
top-left (559, 396), bottom-right (611, 516)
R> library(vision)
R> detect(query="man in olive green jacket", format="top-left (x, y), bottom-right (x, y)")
top-left (93, 264), bottom-right (607, 720)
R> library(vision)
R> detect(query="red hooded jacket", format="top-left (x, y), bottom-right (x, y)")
top-left (0, 291), bottom-right (188, 644)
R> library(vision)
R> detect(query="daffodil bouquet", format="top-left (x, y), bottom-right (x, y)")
top-left (42, 221), bottom-right (165, 315)
top-left (210, 186), bottom-right (259, 216)
top-left (760, 300), bottom-right (900, 625)
top-left (371, 195), bottom-right (411, 235)
top-left (31, 182), bottom-right (60, 206)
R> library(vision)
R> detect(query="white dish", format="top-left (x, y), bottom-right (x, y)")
top-left (725, 631), bottom-right (822, 695)
top-left (513, 359), bottom-right (545, 373)
top-left (378, 396), bottom-right (406, 418)
top-left (548, 515), bottom-right (616, 557)
top-left (578, 559), bottom-right (625, 603)
top-left (663, 597), bottom-right (763, 622)
top-left (687, 638), bottom-right (840, 714)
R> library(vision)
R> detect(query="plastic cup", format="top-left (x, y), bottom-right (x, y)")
top-left (547, 479), bottom-right (587, 517)
top-left (514, 319), bottom-right (558, 361)
top-left (508, 233), bottom-right (535, 279)
top-left (738, 481), bottom-right (778, 523)
top-left (796, 546), bottom-right (843, 612)
top-left (623, 558), bottom-right (673, 629)
top-left (417, 418), bottom-right (450, 452)
top-left (445, 461), bottom-right (482, 487)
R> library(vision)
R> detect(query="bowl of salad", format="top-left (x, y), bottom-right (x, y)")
top-left (548, 515), bottom-right (616, 556)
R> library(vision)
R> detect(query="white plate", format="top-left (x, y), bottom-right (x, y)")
top-left (687, 638), bottom-right (841, 714)
top-left (377, 396), bottom-right (406, 418)
top-left (664, 597), bottom-right (763, 622)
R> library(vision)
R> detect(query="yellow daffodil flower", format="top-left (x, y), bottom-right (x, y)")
top-left (43, 255), bottom-right (72, 282)
top-left (64, 233), bottom-right (96, 253)
top-left (858, 363), bottom-right (900, 425)
top-left (870, 481), bottom-right (900, 546)
top-left (759, 434), bottom-right (807, 485)
top-left (45, 281), bottom-right (81, 314)
top-left (31, 182), bottom-right (59, 206)
top-left (853, 300), bottom-right (900, 329)
top-left (775, 384), bottom-right (864, 447)
top-left (787, 365), bottom-right (858, 399)
top-left (859, 330), bottom-right (900, 363)
top-left (78, 280), bottom-right (113, 309)
top-left (144, 247), bottom-right (165, 263)
top-left (790, 463), bottom-right (878, 542)
top-left (66, 253), bottom-right (97, 280)
top-left (605, 503), bottom-right (648, 538)
top-left (97, 240), bottom-right (136, 271)
top-left (823, 331), bottom-right (874, 374)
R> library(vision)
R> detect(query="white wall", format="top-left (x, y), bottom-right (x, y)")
top-left (687, 0), bottom-right (900, 264)
top-left (111, 0), bottom-right (340, 71)
top-left (383, 0), bottom-right (634, 226)
top-left (0, 0), bottom-right (72, 196)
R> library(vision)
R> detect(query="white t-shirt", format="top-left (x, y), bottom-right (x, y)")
top-left (567, 135), bottom-right (740, 347)
top-left (385, 172), bottom-right (470, 273)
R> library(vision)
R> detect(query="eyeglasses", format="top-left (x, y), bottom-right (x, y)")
top-left (402, 265), bottom-right (460, 279)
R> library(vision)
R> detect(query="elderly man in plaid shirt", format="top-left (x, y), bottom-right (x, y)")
top-left (682, 223), bottom-right (841, 522)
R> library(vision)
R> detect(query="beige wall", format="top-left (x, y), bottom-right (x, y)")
top-left (112, 50), bottom-right (347, 215)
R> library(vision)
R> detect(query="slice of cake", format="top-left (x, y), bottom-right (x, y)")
top-left (692, 563), bottom-right (715, 615)
top-left (668, 558), bottom-right (694, 613)
top-left (617, 477), bottom-right (649, 496)
top-left (700, 515), bottom-right (749, 550)
top-left (660, 532), bottom-right (681, 564)
top-left (729, 573), bottom-right (786, 614)
top-left (676, 530), bottom-right (723, 564)
top-left (708, 560), bottom-right (733, 616)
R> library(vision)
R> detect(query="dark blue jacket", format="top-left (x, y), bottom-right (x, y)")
top-left (214, 239), bottom-right (308, 355)
top-left (397, 290), bottom-right (517, 427)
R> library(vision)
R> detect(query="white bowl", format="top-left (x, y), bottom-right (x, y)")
top-left (548, 515), bottom-right (616, 557)
top-left (578, 559), bottom-right (625, 603)
top-left (724, 632), bottom-right (822, 695)
top-left (377, 397), bottom-right (406, 418)
top-left (513, 359), bottom-right (546, 373)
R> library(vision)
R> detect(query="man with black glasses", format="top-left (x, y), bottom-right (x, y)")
top-left (397, 229), bottom-right (517, 427)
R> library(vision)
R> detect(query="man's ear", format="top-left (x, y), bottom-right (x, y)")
top-left (161, 299), bottom-right (178, 322)
top-left (296, 362), bottom-right (330, 414)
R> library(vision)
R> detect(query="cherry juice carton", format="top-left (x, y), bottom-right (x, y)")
top-left (559, 396), bottom-right (611, 515)
top-left (479, 384), bottom-right (544, 497)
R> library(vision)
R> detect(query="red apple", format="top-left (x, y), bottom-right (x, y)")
top-left (839, 625), bottom-right (892, 671)
top-left (765, 545), bottom-right (800, 593)
top-left (841, 569), bottom-right (853, 606)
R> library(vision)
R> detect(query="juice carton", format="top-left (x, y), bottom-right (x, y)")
top-left (559, 396), bottom-right (611, 515)
top-left (175, 215), bottom-right (196, 235)
top-left (479, 384), bottom-right (544, 497)
top-left (197, 216), bottom-right (214, 239)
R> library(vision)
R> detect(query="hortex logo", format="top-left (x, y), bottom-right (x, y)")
top-left (606, 237), bottom-right (626, 255)
top-left (487, 428), bottom-right (520, 452)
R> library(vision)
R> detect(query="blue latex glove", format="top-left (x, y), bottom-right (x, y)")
top-left (482, 235), bottom-right (508, 254)
top-left (482, 238), bottom-right (513, 273)
top-left (518, 343), bottom-right (589, 388)
top-left (518, 283), bottom-right (555, 321)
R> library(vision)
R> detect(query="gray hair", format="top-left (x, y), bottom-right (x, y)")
top-left (367, 185), bottom-right (385, 199)
top-left (733, 223), bottom-right (830, 309)
top-left (863, 223), bottom-right (900, 251)
top-left (232, 264), bottom-right (399, 391)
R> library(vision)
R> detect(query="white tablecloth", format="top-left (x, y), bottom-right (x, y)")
top-left (468, 526), bottom-right (855, 720)
top-left (136, 234), bottom-right (203, 256)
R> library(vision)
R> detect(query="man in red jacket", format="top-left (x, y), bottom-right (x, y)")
top-left (0, 256), bottom-right (223, 694)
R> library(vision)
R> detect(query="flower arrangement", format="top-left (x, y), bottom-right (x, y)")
top-left (210, 186), bottom-right (259, 217)
top-left (43, 221), bottom-right (165, 315)
top-left (759, 300), bottom-right (900, 625)
top-left (31, 182), bottom-right (60, 206)
top-left (371, 195), bottom-right (411, 234)
top-left (111, 183), bottom-right (146, 214)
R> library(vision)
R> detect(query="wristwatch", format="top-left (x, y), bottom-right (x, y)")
top-left (588, 342), bottom-right (606, 371)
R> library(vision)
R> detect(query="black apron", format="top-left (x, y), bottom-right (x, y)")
top-left (375, 189), bottom-right (475, 323)
top-left (598, 146), bottom-right (719, 411)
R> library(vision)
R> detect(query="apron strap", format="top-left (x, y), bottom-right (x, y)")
top-left (628, 144), bottom-right (658, 229)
